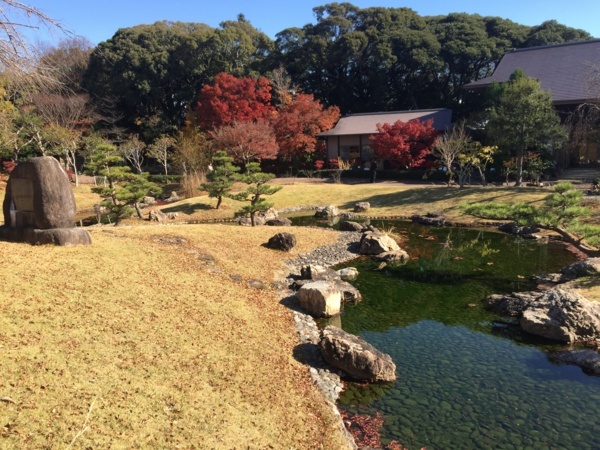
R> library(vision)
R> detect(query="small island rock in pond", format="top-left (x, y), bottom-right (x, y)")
top-left (336, 267), bottom-right (359, 281)
top-left (318, 326), bottom-right (396, 382)
top-left (265, 217), bottom-right (292, 226)
top-left (297, 281), bottom-right (341, 318)
top-left (359, 231), bottom-right (400, 255)
top-left (314, 205), bottom-right (340, 219)
top-left (339, 220), bottom-right (365, 232)
top-left (0, 156), bottom-right (91, 246)
top-left (373, 250), bottom-right (409, 263)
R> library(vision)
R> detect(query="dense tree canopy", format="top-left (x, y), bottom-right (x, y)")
top-left (271, 3), bottom-right (590, 116)
top-left (79, 3), bottom-right (592, 143)
top-left (83, 18), bottom-right (271, 140)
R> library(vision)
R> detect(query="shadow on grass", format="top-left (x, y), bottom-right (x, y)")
top-left (339, 187), bottom-right (544, 212)
top-left (161, 202), bottom-right (213, 214)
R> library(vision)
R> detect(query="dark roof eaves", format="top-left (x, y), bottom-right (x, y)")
top-left (509, 38), bottom-right (600, 54)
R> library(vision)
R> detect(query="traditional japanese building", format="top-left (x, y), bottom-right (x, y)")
top-left (464, 39), bottom-right (600, 167)
top-left (318, 108), bottom-right (452, 164)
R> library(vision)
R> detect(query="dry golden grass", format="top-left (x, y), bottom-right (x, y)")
top-left (563, 277), bottom-right (600, 302)
top-left (0, 225), bottom-right (349, 449)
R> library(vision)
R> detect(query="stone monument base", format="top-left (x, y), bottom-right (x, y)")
top-left (0, 226), bottom-right (92, 246)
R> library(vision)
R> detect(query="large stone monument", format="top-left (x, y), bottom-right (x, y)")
top-left (0, 156), bottom-right (91, 246)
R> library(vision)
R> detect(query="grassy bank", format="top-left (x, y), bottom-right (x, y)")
top-left (0, 225), bottom-right (349, 449)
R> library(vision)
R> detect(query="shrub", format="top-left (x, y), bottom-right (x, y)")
top-left (181, 172), bottom-right (205, 199)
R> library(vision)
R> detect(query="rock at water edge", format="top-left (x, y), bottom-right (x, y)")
top-left (297, 281), bottom-right (342, 318)
top-left (318, 326), bottom-right (396, 382)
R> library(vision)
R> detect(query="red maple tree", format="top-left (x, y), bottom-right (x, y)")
top-left (195, 72), bottom-right (275, 130)
top-left (370, 119), bottom-right (437, 169)
top-left (272, 93), bottom-right (340, 159)
top-left (210, 120), bottom-right (279, 166)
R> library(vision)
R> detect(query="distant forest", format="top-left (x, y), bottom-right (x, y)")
top-left (79, 3), bottom-right (593, 141)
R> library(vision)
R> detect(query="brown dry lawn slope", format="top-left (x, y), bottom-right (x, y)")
top-left (0, 225), bottom-right (349, 449)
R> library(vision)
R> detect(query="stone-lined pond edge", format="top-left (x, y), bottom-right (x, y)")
top-left (279, 229), bottom-right (362, 450)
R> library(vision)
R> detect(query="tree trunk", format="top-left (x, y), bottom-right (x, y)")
top-left (134, 202), bottom-right (144, 219)
top-left (250, 211), bottom-right (256, 227)
top-left (446, 170), bottom-right (454, 187)
top-left (515, 150), bottom-right (524, 187)
top-left (543, 225), bottom-right (600, 257)
top-left (216, 195), bottom-right (222, 209)
top-left (478, 168), bottom-right (487, 186)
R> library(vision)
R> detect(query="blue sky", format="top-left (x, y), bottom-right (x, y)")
top-left (21, 0), bottom-right (600, 45)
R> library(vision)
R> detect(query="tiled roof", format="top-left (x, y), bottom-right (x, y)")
top-left (318, 108), bottom-right (452, 136)
top-left (464, 39), bottom-right (600, 104)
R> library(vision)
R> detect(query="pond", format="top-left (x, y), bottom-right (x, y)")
top-left (289, 216), bottom-right (600, 450)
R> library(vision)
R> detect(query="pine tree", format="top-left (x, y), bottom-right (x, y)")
top-left (229, 162), bottom-right (282, 226)
top-left (200, 150), bottom-right (240, 209)
top-left (86, 143), bottom-right (160, 224)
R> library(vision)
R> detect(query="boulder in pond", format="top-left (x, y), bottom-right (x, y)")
top-left (265, 232), bottom-right (297, 252)
top-left (560, 258), bottom-right (600, 280)
top-left (411, 213), bottom-right (446, 226)
top-left (318, 326), bottom-right (396, 382)
top-left (265, 217), bottom-right (292, 226)
top-left (373, 250), bottom-right (409, 263)
top-left (336, 267), bottom-right (359, 281)
top-left (297, 281), bottom-right (342, 318)
top-left (498, 222), bottom-right (540, 236)
top-left (314, 205), bottom-right (340, 219)
top-left (239, 208), bottom-right (278, 226)
top-left (331, 279), bottom-right (362, 302)
top-left (520, 288), bottom-right (600, 343)
top-left (486, 291), bottom-right (540, 317)
top-left (339, 221), bottom-right (366, 232)
top-left (359, 231), bottom-right (400, 255)
top-left (549, 349), bottom-right (600, 376)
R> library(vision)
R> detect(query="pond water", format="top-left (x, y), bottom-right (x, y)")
top-left (290, 217), bottom-right (600, 449)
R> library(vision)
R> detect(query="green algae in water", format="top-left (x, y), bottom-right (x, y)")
top-left (321, 222), bottom-right (600, 450)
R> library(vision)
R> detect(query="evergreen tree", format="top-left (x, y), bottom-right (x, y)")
top-left (229, 162), bottom-right (281, 226)
top-left (86, 143), bottom-right (160, 224)
top-left (486, 70), bottom-right (565, 186)
top-left (200, 150), bottom-right (240, 209)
